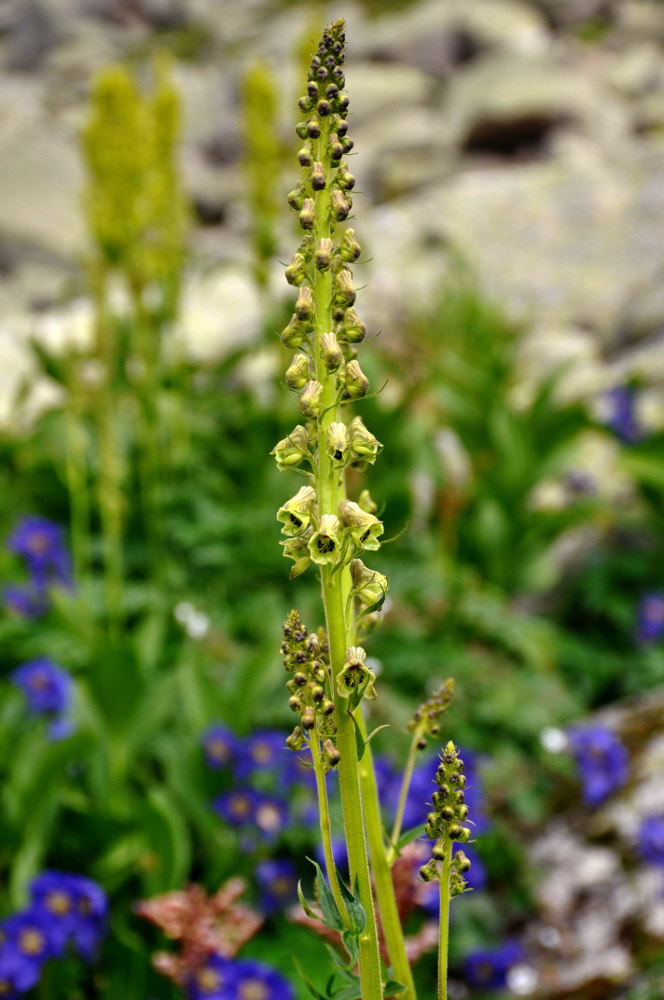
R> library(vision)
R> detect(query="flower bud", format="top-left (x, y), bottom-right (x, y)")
top-left (432, 840), bottom-right (446, 861)
top-left (341, 136), bottom-right (354, 153)
top-left (339, 228), bottom-right (361, 262)
top-left (310, 684), bottom-right (325, 702)
top-left (320, 332), bottom-right (343, 371)
top-left (322, 739), bottom-right (341, 768)
top-left (349, 416), bottom-right (382, 464)
top-left (454, 850), bottom-right (471, 873)
top-left (289, 695), bottom-right (302, 712)
top-left (340, 307), bottom-right (366, 343)
top-left (285, 252), bottom-right (307, 286)
top-left (326, 422), bottom-right (348, 462)
top-left (358, 489), bottom-right (377, 514)
top-left (271, 424), bottom-right (309, 470)
top-left (307, 81), bottom-right (319, 99)
top-left (277, 485), bottom-right (316, 536)
top-left (287, 184), bottom-right (307, 210)
top-left (339, 499), bottom-right (384, 551)
top-left (285, 353), bottom-right (310, 391)
top-left (419, 860), bottom-right (438, 882)
top-left (298, 95), bottom-right (314, 113)
top-left (343, 360), bottom-right (369, 399)
top-left (315, 238), bottom-right (333, 271)
top-left (329, 134), bottom-right (344, 161)
top-left (286, 726), bottom-right (305, 750)
top-left (330, 188), bottom-right (351, 223)
top-left (299, 380), bottom-right (323, 419)
top-left (295, 121), bottom-right (309, 140)
top-left (333, 268), bottom-right (355, 307)
top-left (308, 514), bottom-right (341, 565)
top-left (321, 698), bottom-right (334, 716)
top-left (301, 706), bottom-right (316, 730)
top-left (280, 314), bottom-right (308, 349)
top-left (311, 161), bottom-right (326, 191)
top-left (338, 95), bottom-right (350, 113)
top-left (317, 99), bottom-right (331, 117)
top-left (295, 285), bottom-right (314, 321)
top-left (337, 645), bottom-right (377, 700)
top-left (350, 559), bottom-right (388, 607)
top-left (297, 144), bottom-right (313, 167)
top-left (306, 119), bottom-right (321, 138)
top-left (299, 198), bottom-right (316, 231)
top-left (294, 672), bottom-right (307, 686)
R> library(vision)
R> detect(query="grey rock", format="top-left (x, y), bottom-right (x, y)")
top-left (3, 0), bottom-right (58, 71)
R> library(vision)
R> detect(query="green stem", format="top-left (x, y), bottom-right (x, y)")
top-left (356, 715), bottom-right (418, 1000)
top-left (387, 727), bottom-right (424, 866)
top-left (64, 397), bottom-right (91, 583)
top-left (438, 857), bottom-right (452, 1000)
top-left (311, 729), bottom-right (349, 922)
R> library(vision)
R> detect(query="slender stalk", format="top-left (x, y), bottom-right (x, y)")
top-left (64, 395), bottom-right (91, 583)
top-left (438, 856), bottom-right (452, 1000)
top-left (311, 730), bottom-right (349, 922)
top-left (387, 726), bottom-right (425, 866)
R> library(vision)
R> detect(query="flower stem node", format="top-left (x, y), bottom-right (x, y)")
top-left (350, 559), bottom-right (388, 607)
top-left (321, 332), bottom-right (344, 371)
top-left (340, 500), bottom-right (384, 551)
top-left (285, 353), bottom-right (310, 391)
top-left (277, 485), bottom-right (317, 536)
top-left (326, 422), bottom-right (348, 463)
top-left (271, 424), bottom-right (310, 470)
top-left (308, 514), bottom-right (342, 565)
top-left (349, 416), bottom-right (382, 464)
top-left (299, 380), bottom-right (324, 419)
top-left (342, 360), bottom-right (369, 399)
top-left (336, 645), bottom-right (377, 701)
top-left (339, 228), bottom-right (361, 262)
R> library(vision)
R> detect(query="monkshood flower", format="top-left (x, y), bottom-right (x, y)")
top-left (255, 859), bottom-right (298, 914)
top-left (3, 583), bottom-right (48, 619)
top-left (29, 870), bottom-right (108, 960)
top-left (202, 725), bottom-right (241, 771)
top-left (7, 515), bottom-right (71, 589)
top-left (604, 386), bottom-right (642, 444)
top-left (464, 941), bottom-right (524, 990)
top-left (568, 726), bottom-right (629, 806)
top-left (635, 591), bottom-right (664, 646)
top-left (638, 815), bottom-right (664, 867)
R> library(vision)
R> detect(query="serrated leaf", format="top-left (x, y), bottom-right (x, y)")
top-left (297, 880), bottom-right (321, 922)
top-left (337, 873), bottom-right (366, 936)
top-left (306, 858), bottom-right (345, 932)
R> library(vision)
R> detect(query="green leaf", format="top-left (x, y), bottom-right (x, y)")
top-left (337, 873), bottom-right (366, 936)
top-left (384, 980), bottom-right (407, 997)
top-left (306, 858), bottom-right (345, 932)
top-left (347, 709), bottom-right (365, 761)
top-left (396, 824), bottom-right (427, 851)
top-left (297, 880), bottom-right (321, 923)
top-left (291, 954), bottom-right (328, 1000)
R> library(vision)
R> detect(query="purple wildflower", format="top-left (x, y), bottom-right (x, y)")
top-left (232, 959), bottom-right (293, 1000)
top-left (201, 725), bottom-right (241, 771)
top-left (11, 658), bottom-right (72, 717)
top-left (638, 815), bottom-right (664, 867)
top-left (213, 790), bottom-right (287, 841)
top-left (636, 592), bottom-right (664, 646)
top-left (29, 870), bottom-right (108, 960)
top-left (3, 584), bottom-right (48, 619)
top-left (569, 726), bottom-right (629, 806)
top-left (7, 516), bottom-right (71, 589)
top-left (464, 940), bottom-right (524, 990)
top-left (187, 954), bottom-right (238, 1000)
top-left (255, 859), bottom-right (297, 914)
top-left (0, 907), bottom-right (57, 992)
top-left (604, 386), bottom-right (641, 444)
top-left (236, 731), bottom-right (289, 780)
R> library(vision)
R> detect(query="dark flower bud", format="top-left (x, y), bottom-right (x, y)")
top-left (441, 806), bottom-right (454, 822)
top-left (289, 695), bottom-right (302, 712)
top-left (286, 726), bottom-right (306, 750)
top-left (333, 267), bottom-right (355, 307)
top-left (301, 706), bottom-right (316, 730)
top-left (295, 121), bottom-right (310, 140)
top-left (307, 119), bottom-right (321, 138)
top-left (338, 94), bottom-right (350, 112)
top-left (456, 827), bottom-right (471, 844)
top-left (427, 812), bottom-right (439, 828)
top-left (295, 285), bottom-right (314, 321)
top-left (448, 824), bottom-right (462, 840)
top-left (285, 353), bottom-right (310, 391)
top-left (332, 67), bottom-right (344, 84)
top-left (321, 699), bottom-right (334, 715)
top-left (316, 66), bottom-right (328, 82)
top-left (457, 805), bottom-right (469, 820)
top-left (332, 305), bottom-right (346, 324)
top-left (455, 790), bottom-right (465, 804)
top-left (297, 145), bottom-right (313, 167)
top-left (314, 668), bottom-right (326, 684)
top-left (317, 99), bottom-right (331, 117)
top-left (330, 188), bottom-right (351, 222)
top-left (329, 134), bottom-right (344, 161)
top-left (343, 360), bottom-right (369, 399)
top-left (311, 162), bottom-right (326, 191)
top-left (285, 252), bottom-right (307, 286)
top-left (419, 861), bottom-right (438, 882)
top-left (321, 332), bottom-right (344, 371)
top-left (315, 238), bottom-right (333, 271)
top-left (287, 184), bottom-right (307, 210)
top-left (294, 672), bottom-right (307, 686)
top-left (323, 739), bottom-right (341, 767)
top-left (311, 56), bottom-right (321, 71)
top-left (339, 229), bottom-right (361, 262)
top-left (281, 314), bottom-right (307, 349)
top-left (336, 119), bottom-right (349, 137)
top-left (311, 685), bottom-right (325, 702)
top-left (299, 380), bottom-right (323, 419)
top-left (326, 83), bottom-right (339, 100)
top-left (432, 840), bottom-right (446, 861)
top-left (299, 198), bottom-right (316, 231)
top-left (307, 81), bottom-right (319, 99)
top-left (454, 850), bottom-right (471, 873)
top-left (298, 96), bottom-right (314, 113)
top-left (341, 136), bottom-right (354, 153)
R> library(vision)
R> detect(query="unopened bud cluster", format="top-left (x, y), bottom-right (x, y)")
top-left (419, 741), bottom-right (472, 897)
top-left (280, 610), bottom-right (339, 770)
top-left (409, 680), bottom-right (455, 749)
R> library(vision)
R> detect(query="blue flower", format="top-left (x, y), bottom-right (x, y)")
top-left (255, 859), bottom-right (297, 914)
top-left (636, 591), bottom-right (664, 646)
top-left (1, 907), bottom-right (57, 992)
top-left (11, 658), bottom-right (72, 721)
top-left (7, 516), bottom-right (71, 589)
top-left (464, 940), bottom-right (523, 990)
top-left (3, 584), bottom-right (48, 619)
top-left (638, 815), bottom-right (664, 867)
top-left (202, 725), bottom-right (241, 771)
top-left (29, 871), bottom-right (80, 954)
top-left (213, 790), bottom-right (287, 841)
top-left (187, 954), bottom-right (239, 999)
top-left (569, 726), bottom-right (629, 806)
top-left (604, 386), bottom-right (641, 444)
top-left (236, 731), bottom-right (289, 781)
top-left (232, 959), bottom-right (293, 1000)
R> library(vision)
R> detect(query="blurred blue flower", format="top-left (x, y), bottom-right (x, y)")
top-left (3, 584), bottom-right (48, 619)
top-left (315, 838), bottom-right (349, 881)
top-left (569, 726), bottom-right (629, 806)
top-left (255, 859), bottom-right (298, 913)
top-left (636, 591), bottom-right (664, 646)
top-left (638, 815), bottom-right (664, 867)
top-left (236, 731), bottom-right (289, 780)
top-left (253, 794), bottom-right (288, 841)
top-left (604, 386), bottom-right (641, 444)
top-left (464, 940), bottom-right (523, 990)
top-left (201, 725), bottom-right (241, 771)
top-left (7, 516), bottom-right (71, 589)
top-left (29, 870), bottom-right (108, 960)
top-left (0, 907), bottom-right (57, 992)
top-left (11, 659), bottom-right (73, 740)
top-left (232, 959), bottom-right (293, 1000)
top-left (187, 954), bottom-right (238, 1000)
top-left (213, 790), bottom-right (287, 842)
